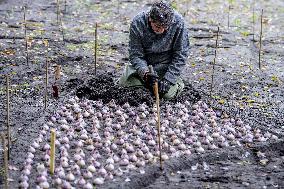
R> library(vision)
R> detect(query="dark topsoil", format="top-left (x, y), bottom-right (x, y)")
top-left (0, 0), bottom-right (283, 188)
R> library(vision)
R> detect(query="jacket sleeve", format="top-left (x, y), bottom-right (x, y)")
top-left (164, 22), bottom-right (189, 84)
top-left (129, 21), bottom-right (149, 79)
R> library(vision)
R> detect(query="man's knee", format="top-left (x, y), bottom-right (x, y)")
top-left (162, 79), bottom-right (184, 99)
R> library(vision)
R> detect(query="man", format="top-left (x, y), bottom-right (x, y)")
top-left (119, 1), bottom-right (189, 99)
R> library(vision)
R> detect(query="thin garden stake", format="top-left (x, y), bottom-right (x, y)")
top-left (252, 0), bottom-right (255, 41)
top-left (259, 9), bottom-right (263, 69)
top-left (23, 6), bottom-right (29, 66)
top-left (94, 22), bottom-right (98, 75)
top-left (44, 58), bottom-right (48, 109)
top-left (6, 75), bottom-right (11, 159)
top-left (149, 65), bottom-right (163, 170)
top-left (2, 133), bottom-right (9, 189)
top-left (210, 26), bottom-right (220, 97)
top-left (50, 129), bottom-right (56, 174)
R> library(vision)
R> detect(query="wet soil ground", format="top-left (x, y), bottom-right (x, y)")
top-left (0, 0), bottom-right (283, 188)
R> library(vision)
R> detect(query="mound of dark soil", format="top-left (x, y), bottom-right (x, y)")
top-left (75, 75), bottom-right (201, 106)
top-left (76, 75), bottom-right (153, 106)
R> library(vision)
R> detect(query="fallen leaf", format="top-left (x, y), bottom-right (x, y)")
top-left (1, 49), bottom-right (16, 56)
top-left (218, 99), bottom-right (225, 104)
top-left (254, 92), bottom-right (260, 97)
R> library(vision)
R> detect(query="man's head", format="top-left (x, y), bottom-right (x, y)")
top-left (149, 1), bottom-right (174, 34)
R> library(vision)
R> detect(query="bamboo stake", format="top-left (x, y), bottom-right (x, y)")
top-left (94, 22), bottom-right (98, 75)
top-left (210, 26), bottom-right (220, 97)
top-left (259, 9), bottom-right (263, 69)
top-left (23, 6), bottom-right (29, 66)
top-left (149, 66), bottom-right (162, 170)
top-left (252, 0), bottom-right (255, 41)
top-left (44, 57), bottom-right (48, 110)
top-left (6, 75), bottom-right (11, 159)
top-left (1, 134), bottom-right (9, 189)
top-left (50, 129), bottom-right (56, 174)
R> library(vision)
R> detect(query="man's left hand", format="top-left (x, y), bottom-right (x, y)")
top-left (158, 79), bottom-right (172, 95)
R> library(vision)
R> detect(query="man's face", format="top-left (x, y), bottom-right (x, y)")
top-left (149, 18), bottom-right (166, 34)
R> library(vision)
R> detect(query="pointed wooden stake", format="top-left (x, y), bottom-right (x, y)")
top-left (94, 22), bottom-right (98, 75)
top-left (252, 0), bottom-right (255, 42)
top-left (44, 58), bottom-right (49, 110)
top-left (259, 9), bottom-right (263, 69)
top-left (210, 26), bottom-right (220, 97)
top-left (6, 75), bottom-right (11, 159)
top-left (23, 6), bottom-right (29, 66)
top-left (149, 65), bottom-right (163, 170)
top-left (1, 133), bottom-right (9, 189)
top-left (50, 129), bottom-right (56, 174)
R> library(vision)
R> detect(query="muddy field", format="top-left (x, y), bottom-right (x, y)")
top-left (0, 0), bottom-right (283, 188)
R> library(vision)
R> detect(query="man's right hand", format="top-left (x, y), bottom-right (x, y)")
top-left (143, 72), bottom-right (159, 89)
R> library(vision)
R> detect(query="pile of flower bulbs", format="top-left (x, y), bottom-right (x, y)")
top-left (19, 97), bottom-right (279, 188)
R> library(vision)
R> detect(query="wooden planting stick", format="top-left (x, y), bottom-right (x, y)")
top-left (23, 6), bottom-right (29, 66)
top-left (149, 65), bottom-right (163, 170)
top-left (50, 129), bottom-right (56, 174)
top-left (44, 57), bottom-right (49, 109)
top-left (1, 133), bottom-right (9, 189)
top-left (210, 26), bottom-right (220, 97)
top-left (6, 75), bottom-right (11, 159)
top-left (252, 0), bottom-right (255, 41)
top-left (94, 22), bottom-right (98, 75)
top-left (259, 9), bottom-right (263, 69)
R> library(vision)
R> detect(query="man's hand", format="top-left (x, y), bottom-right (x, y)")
top-left (144, 72), bottom-right (159, 89)
top-left (158, 79), bottom-right (172, 95)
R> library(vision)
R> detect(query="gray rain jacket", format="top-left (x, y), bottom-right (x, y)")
top-left (129, 10), bottom-right (189, 84)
